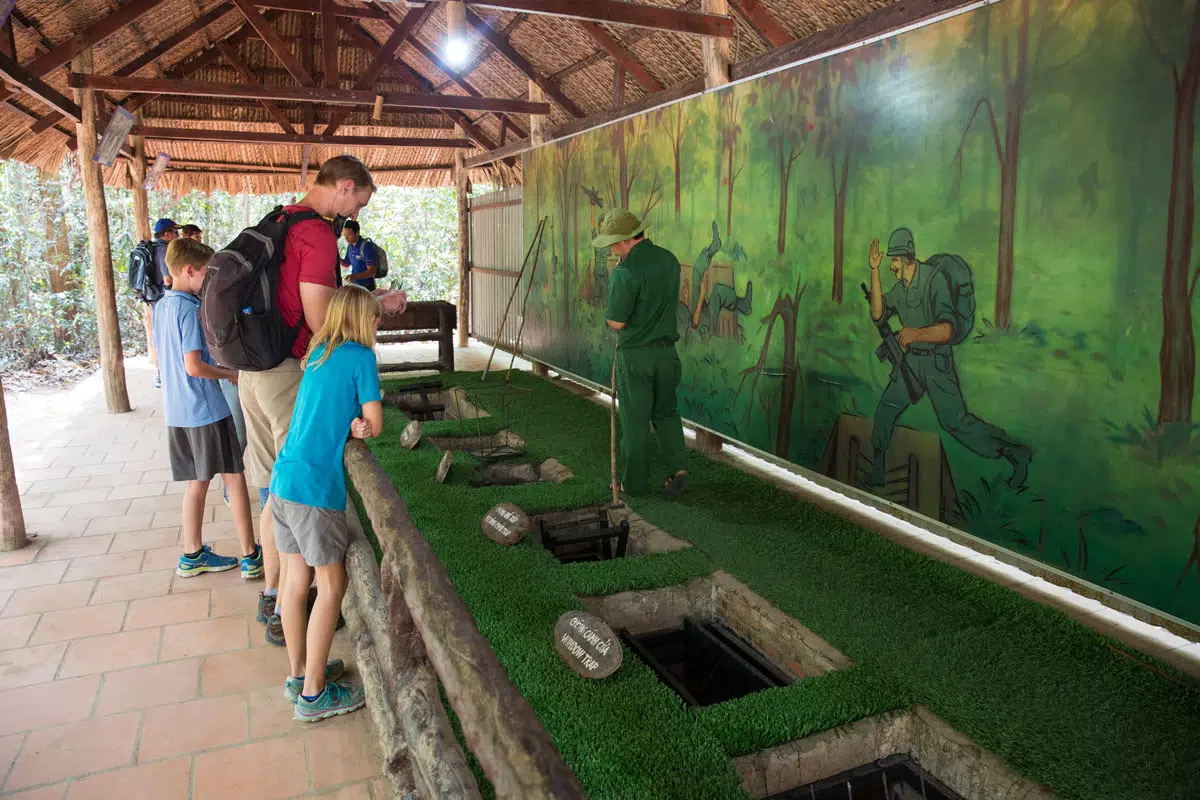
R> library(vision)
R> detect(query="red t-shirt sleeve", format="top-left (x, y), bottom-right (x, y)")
top-left (292, 219), bottom-right (338, 288)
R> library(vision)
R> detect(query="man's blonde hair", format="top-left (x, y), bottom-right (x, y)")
top-left (165, 237), bottom-right (215, 278)
top-left (315, 155), bottom-right (377, 192)
top-left (304, 285), bottom-right (381, 369)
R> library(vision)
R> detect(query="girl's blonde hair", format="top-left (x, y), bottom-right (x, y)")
top-left (303, 285), bottom-right (381, 369)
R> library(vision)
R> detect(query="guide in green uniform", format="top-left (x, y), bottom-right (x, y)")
top-left (595, 209), bottom-right (689, 497)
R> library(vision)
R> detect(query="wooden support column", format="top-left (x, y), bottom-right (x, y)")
top-left (531, 362), bottom-right (550, 378)
top-left (701, 0), bottom-right (731, 88)
top-left (528, 80), bottom-right (546, 146)
top-left (455, 147), bottom-right (470, 348)
top-left (695, 428), bottom-right (724, 454)
top-left (612, 63), bottom-right (625, 108)
top-left (0, 375), bottom-right (27, 552)
top-left (73, 51), bottom-right (131, 414)
top-left (131, 111), bottom-right (151, 242)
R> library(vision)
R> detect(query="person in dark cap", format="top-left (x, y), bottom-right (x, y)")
top-left (180, 224), bottom-right (203, 242)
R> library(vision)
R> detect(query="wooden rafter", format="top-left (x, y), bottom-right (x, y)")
top-left (578, 21), bottom-right (661, 92)
top-left (464, 0), bottom-right (733, 37)
top-left (251, 0), bottom-right (388, 19)
top-left (0, 51), bottom-right (81, 120)
top-left (299, 12), bottom-right (316, 134)
top-left (728, 0), bottom-right (790, 47)
top-left (230, 0), bottom-right (317, 85)
top-left (405, 37), bottom-right (528, 140)
top-left (320, 0), bottom-right (339, 88)
top-left (131, 125), bottom-right (473, 148)
top-left (215, 41), bottom-right (296, 134)
top-left (464, 8), bottom-right (584, 118)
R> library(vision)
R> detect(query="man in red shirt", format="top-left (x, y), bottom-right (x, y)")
top-left (238, 155), bottom-right (405, 646)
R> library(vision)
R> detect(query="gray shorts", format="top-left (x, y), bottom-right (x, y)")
top-left (168, 417), bottom-right (243, 482)
top-left (271, 496), bottom-right (351, 567)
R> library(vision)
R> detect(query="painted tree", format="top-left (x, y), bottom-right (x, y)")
top-left (737, 272), bottom-right (807, 458)
top-left (755, 71), bottom-right (813, 254)
top-left (606, 115), bottom-right (661, 221)
top-left (716, 91), bottom-right (744, 238)
top-left (1139, 0), bottom-right (1200, 427)
top-left (657, 104), bottom-right (685, 213)
top-left (952, 0), bottom-right (1084, 329)
top-left (554, 138), bottom-right (582, 332)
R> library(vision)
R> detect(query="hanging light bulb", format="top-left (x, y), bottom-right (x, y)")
top-left (444, 1), bottom-right (469, 68)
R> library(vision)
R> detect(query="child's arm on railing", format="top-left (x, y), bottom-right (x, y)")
top-left (351, 401), bottom-right (383, 439)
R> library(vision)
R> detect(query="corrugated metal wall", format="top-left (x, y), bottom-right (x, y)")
top-left (468, 186), bottom-right (523, 348)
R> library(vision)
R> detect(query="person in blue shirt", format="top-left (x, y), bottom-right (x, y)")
top-left (147, 218), bottom-right (179, 389)
top-left (153, 237), bottom-right (263, 581)
top-left (270, 284), bottom-right (383, 722)
top-left (340, 219), bottom-right (378, 291)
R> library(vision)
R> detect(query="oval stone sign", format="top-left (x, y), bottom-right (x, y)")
top-left (481, 503), bottom-right (530, 546)
top-left (554, 611), bottom-right (622, 679)
top-left (400, 420), bottom-right (423, 450)
top-left (436, 451), bottom-right (452, 484)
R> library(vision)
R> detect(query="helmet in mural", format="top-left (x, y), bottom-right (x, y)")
top-left (886, 228), bottom-right (916, 259)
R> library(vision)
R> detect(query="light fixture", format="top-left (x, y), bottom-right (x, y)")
top-left (444, 1), bottom-right (469, 69)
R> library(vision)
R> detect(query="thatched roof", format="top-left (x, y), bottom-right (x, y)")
top-left (0, 0), bottom-right (892, 194)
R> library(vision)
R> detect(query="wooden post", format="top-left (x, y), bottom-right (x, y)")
top-left (131, 111), bottom-right (151, 241)
top-left (701, 0), bottom-right (732, 89)
top-left (0, 375), bottom-right (27, 552)
top-left (612, 63), bottom-right (625, 108)
top-left (531, 362), bottom-right (550, 378)
top-left (73, 50), bottom-right (131, 413)
top-left (528, 80), bottom-right (546, 146)
top-left (454, 147), bottom-right (470, 348)
top-left (695, 428), bottom-right (724, 454)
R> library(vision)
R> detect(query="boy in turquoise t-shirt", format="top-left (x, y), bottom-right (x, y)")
top-left (270, 285), bottom-right (383, 722)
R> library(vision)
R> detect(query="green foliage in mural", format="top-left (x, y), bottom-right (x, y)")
top-left (522, 0), bottom-right (1200, 625)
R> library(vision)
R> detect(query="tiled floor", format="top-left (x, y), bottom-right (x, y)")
top-left (0, 357), bottom-right (388, 799)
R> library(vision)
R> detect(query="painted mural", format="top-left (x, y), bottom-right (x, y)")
top-left (520, 0), bottom-right (1200, 626)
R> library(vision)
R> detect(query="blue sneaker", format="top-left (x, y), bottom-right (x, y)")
top-left (294, 681), bottom-right (366, 722)
top-left (241, 544), bottom-right (263, 580)
top-left (283, 659), bottom-right (346, 703)
top-left (154, 373), bottom-right (161, 389)
top-left (176, 544), bottom-right (238, 578)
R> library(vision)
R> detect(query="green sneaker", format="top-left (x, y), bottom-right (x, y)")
top-left (283, 659), bottom-right (346, 704)
top-left (294, 680), bottom-right (366, 722)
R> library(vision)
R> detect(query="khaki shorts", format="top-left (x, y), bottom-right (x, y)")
top-left (238, 358), bottom-right (303, 488)
top-left (272, 497), bottom-right (350, 567)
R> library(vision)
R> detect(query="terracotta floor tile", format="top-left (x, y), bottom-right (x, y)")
top-left (193, 737), bottom-right (309, 800)
top-left (142, 469), bottom-right (176, 484)
top-left (19, 495), bottom-right (51, 510)
top-left (0, 614), bottom-right (39, 651)
top-left (22, 479), bottom-right (88, 497)
top-left (126, 494), bottom-right (183, 514)
top-left (202, 646), bottom-right (290, 696)
top-left (20, 507), bottom-right (69, 528)
top-left (0, 546), bottom-right (42, 568)
top-left (124, 592), bottom-right (209, 631)
top-left (0, 643), bottom-right (67, 690)
top-left (313, 784), bottom-right (372, 800)
top-left (102, 449), bottom-right (157, 465)
top-left (209, 585), bottom-right (263, 621)
top-left (63, 500), bottom-right (132, 522)
top-left (370, 776), bottom-right (393, 799)
top-left (41, 489), bottom-right (114, 509)
top-left (0, 732), bottom-right (23, 782)
top-left (82, 472), bottom-right (145, 490)
top-left (0, 674), bottom-right (100, 736)
top-left (4, 712), bottom-right (139, 791)
top-left (170, 567), bottom-right (246, 595)
top-left (34, 537), bottom-right (113, 562)
top-left (29, 603), bottom-right (127, 645)
top-left (93, 657), bottom-right (200, 716)
top-left (160, 617), bottom-right (248, 661)
top-left (70, 463), bottom-right (127, 479)
top-left (0, 589), bottom-right (11, 614)
top-left (107, 529), bottom-right (179, 554)
top-left (306, 712), bottom-right (382, 790)
top-left (151, 509), bottom-right (183, 529)
top-left (4, 782), bottom-right (67, 798)
top-left (66, 757), bottom-right (190, 800)
top-left (62, 553), bottom-right (144, 583)
top-left (140, 694), bottom-right (248, 760)
top-left (247, 685), bottom-right (296, 740)
top-left (58, 629), bottom-right (160, 679)
top-left (90, 570), bottom-right (172, 604)
top-left (141, 546), bottom-right (183, 573)
top-left (0, 561), bottom-right (69, 593)
top-left (81, 514), bottom-right (155, 538)
top-left (2, 581), bottom-right (94, 618)
top-left (106, 483), bottom-right (166, 502)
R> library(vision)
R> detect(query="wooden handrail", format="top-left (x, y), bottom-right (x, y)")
top-left (344, 441), bottom-right (587, 800)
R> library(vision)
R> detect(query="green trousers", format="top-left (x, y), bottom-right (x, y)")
top-left (616, 345), bottom-right (687, 494)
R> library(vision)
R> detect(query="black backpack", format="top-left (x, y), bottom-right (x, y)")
top-left (128, 240), bottom-right (164, 304)
top-left (199, 206), bottom-right (327, 371)
top-left (363, 238), bottom-right (389, 278)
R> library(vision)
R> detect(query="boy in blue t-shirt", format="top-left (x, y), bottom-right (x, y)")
top-left (340, 219), bottom-right (377, 291)
top-left (271, 285), bottom-right (383, 722)
top-left (154, 238), bottom-right (263, 580)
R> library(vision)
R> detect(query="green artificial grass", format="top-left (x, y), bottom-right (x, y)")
top-left (360, 371), bottom-right (1200, 799)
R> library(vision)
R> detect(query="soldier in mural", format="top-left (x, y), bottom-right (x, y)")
top-left (865, 228), bottom-right (1032, 489)
top-left (679, 221), bottom-right (754, 335)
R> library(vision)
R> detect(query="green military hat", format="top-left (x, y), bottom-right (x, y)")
top-left (886, 228), bottom-right (916, 259)
top-left (592, 208), bottom-right (646, 249)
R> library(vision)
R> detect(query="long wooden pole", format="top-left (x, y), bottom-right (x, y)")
top-left (701, 0), bottom-right (732, 88)
top-left (0, 376), bottom-right (27, 552)
top-left (455, 148), bottom-right (470, 347)
top-left (481, 217), bottom-right (545, 381)
top-left (131, 112), bottom-right (151, 241)
top-left (73, 50), bottom-right (131, 413)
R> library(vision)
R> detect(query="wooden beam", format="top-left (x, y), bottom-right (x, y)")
top-left (0, 13), bottom-right (17, 60)
top-left (131, 125), bottom-right (474, 148)
top-left (158, 157), bottom-right (300, 172)
top-left (216, 41), bottom-right (296, 134)
top-left (405, 36), bottom-right (528, 139)
top-left (252, 0), bottom-right (389, 19)
top-left (73, 74), bottom-right (551, 115)
top-left (728, 0), bottom-right (790, 47)
top-left (527, 80), bottom-right (546, 146)
top-left (299, 12), bottom-right (316, 134)
top-left (499, 116), bottom-right (509, 145)
top-left (579, 21), bottom-right (660, 93)
top-left (320, 0), bottom-right (339, 88)
top-left (467, 130), bottom-right (529, 167)
top-left (466, 0), bottom-right (733, 37)
top-left (455, 149), bottom-right (469, 347)
top-left (0, 51), bottom-right (81, 120)
top-left (701, 0), bottom-right (731, 88)
top-left (323, 6), bottom-right (431, 136)
top-left (131, 111), bottom-right (152, 241)
top-left (464, 9), bottom-right (585, 118)
top-left (73, 50), bottom-right (131, 414)
top-left (612, 63), bottom-right (625, 107)
top-left (230, 0), bottom-right (316, 85)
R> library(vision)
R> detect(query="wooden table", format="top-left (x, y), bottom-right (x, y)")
top-left (377, 300), bottom-right (456, 374)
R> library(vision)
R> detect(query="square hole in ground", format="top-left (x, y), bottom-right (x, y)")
top-left (384, 383), bottom-right (489, 422)
top-left (766, 754), bottom-right (961, 800)
top-left (430, 430), bottom-right (527, 461)
top-left (533, 506), bottom-right (691, 562)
